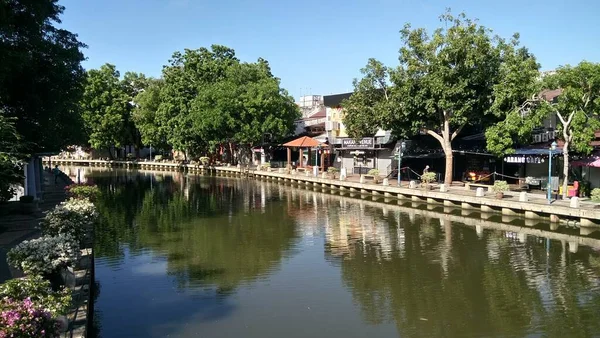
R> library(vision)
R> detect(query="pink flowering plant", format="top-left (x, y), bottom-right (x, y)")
top-left (0, 275), bottom-right (71, 316)
top-left (0, 297), bottom-right (63, 337)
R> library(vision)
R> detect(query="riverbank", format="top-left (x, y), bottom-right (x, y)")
top-left (48, 159), bottom-right (600, 231)
top-left (0, 170), bottom-right (93, 338)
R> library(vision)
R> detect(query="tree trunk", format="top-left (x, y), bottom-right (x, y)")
top-left (444, 149), bottom-right (453, 186)
top-left (562, 143), bottom-right (569, 199)
top-left (107, 147), bottom-right (114, 160)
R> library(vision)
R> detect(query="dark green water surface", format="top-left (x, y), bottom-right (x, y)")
top-left (87, 169), bottom-right (600, 338)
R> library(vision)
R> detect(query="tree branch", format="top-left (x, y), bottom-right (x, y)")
top-left (424, 128), bottom-right (444, 144)
top-left (451, 122), bottom-right (467, 141)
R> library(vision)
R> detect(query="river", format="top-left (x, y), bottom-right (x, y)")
top-left (83, 168), bottom-right (600, 337)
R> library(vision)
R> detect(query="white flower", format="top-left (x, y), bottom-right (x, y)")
top-left (41, 197), bottom-right (98, 240)
top-left (7, 234), bottom-right (81, 275)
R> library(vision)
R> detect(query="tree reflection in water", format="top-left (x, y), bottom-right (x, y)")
top-left (320, 196), bottom-right (600, 337)
top-left (93, 171), bottom-right (299, 293)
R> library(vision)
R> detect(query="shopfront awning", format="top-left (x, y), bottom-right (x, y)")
top-left (513, 148), bottom-right (562, 156)
top-left (572, 157), bottom-right (600, 167)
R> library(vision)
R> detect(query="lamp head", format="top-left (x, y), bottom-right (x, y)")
top-left (401, 141), bottom-right (406, 150)
top-left (551, 141), bottom-right (557, 151)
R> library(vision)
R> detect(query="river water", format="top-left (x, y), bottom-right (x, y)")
top-left (85, 168), bottom-right (600, 337)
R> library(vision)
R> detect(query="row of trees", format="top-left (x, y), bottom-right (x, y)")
top-left (342, 10), bottom-right (600, 197)
top-left (80, 46), bottom-right (300, 162)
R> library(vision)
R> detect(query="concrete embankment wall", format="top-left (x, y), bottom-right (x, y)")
top-left (46, 159), bottom-right (600, 235)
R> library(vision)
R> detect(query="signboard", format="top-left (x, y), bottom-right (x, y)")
top-left (341, 138), bottom-right (374, 149)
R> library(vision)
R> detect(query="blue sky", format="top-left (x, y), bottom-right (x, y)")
top-left (60, 0), bottom-right (600, 100)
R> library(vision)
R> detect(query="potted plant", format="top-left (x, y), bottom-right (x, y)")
top-left (154, 154), bottom-right (163, 162)
top-left (199, 156), bottom-right (210, 166)
top-left (492, 180), bottom-right (510, 199)
top-left (368, 169), bottom-right (380, 183)
top-left (328, 167), bottom-right (339, 179)
top-left (263, 162), bottom-right (271, 172)
top-left (421, 172), bottom-right (437, 189)
top-left (591, 188), bottom-right (600, 202)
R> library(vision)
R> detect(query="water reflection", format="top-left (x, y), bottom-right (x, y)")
top-left (87, 168), bottom-right (600, 338)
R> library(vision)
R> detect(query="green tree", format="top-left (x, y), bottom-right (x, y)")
top-left (487, 62), bottom-right (600, 198)
top-left (158, 45), bottom-right (299, 162)
top-left (343, 11), bottom-right (538, 184)
top-left (0, 0), bottom-right (87, 153)
top-left (132, 78), bottom-right (168, 150)
top-left (80, 64), bottom-right (132, 158)
top-left (0, 112), bottom-right (25, 202)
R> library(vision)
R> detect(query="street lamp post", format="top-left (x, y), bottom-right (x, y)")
top-left (396, 141), bottom-right (406, 187)
top-left (314, 145), bottom-right (322, 177)
top-left (547, 141), bottom-right (557, 204)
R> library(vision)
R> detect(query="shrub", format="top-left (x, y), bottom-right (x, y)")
top-left (0, 275), bottom-right (71, 316)
top-left (0, 297), bottom-right (63, 337)
top-left (19, 195), bottom-right (35, 203)
top-left (41, 198), bottom-right (98, 240)
top-left (327, 167), bottom-right (339, 173)
top-left (65, 184), bottom-right (99, 200)
top-left (421, 172), bottom-right (437, 184)
top-left (154, 155), bottom-right (162, 162)
top-left (591, 188), bottom-right (600, 202)
top-left (199, 157), bottom-right (210, 165)
top-left (126, 153), bottom-right (134, 160)
top-left (367, 168), bottom-right (380, 176)
top-left (263, 162), bottom-right (271, 167)
top-left (7, 234), bottom-right (80, 275)
top-left (492, 180), bottom-right (510, 193)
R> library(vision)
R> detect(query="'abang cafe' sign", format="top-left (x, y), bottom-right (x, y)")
top-left (341, 138), bottom-right (374, 149)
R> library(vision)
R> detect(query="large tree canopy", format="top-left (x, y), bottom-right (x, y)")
top-left (342, 11), bottom-right (539, 184)
top-left (0, 0), bottom-right (87, 153)
top-left (139, 45), bottom-right (299, 162)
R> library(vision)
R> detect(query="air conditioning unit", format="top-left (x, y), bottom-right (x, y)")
top-left (542, 133), bottom-right (549, 142)
top-left (533, 134), bottom-right (542, 143)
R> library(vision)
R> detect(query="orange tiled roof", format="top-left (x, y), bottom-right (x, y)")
top-left (283, 136), bottom-right (322, 148)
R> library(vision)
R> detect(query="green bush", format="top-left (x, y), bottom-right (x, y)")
top-left (199, 156), bottom-right (210, 165)
top-left (421, 172), bottom-right (437, 184)
top-left (263, 162), bottom-right (271, 167)
top-left (66, 184), bottom-right (99, 200)
top-left (492, 180), bottom-right (510, 193)
top-left (154, 155), bottom-right (163, 162)
top-left (327, 167), bottom-right (339, 173)
top-left (126, 153), bottom-right (134, 159)
top-left (367, 168), bottom-right (380, 176)
top-left (591, 188), bottom-right (600, 202)
top-left (0, 275), bottom-right (71, 316)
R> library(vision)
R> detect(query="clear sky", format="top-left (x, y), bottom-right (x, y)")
top-left (59, 0), bottom-right (600, 100)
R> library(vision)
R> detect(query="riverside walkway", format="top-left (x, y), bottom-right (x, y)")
top-left (47, 159), bottom-right (600, 233)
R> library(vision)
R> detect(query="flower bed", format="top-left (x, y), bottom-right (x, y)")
top-left (3, 180), bottom-right (100, 336)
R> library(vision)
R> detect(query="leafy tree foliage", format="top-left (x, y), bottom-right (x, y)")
top-left (137, 45), bottom-right (299, 162)
top-left (0, 112), bottom-right (25, 201)
top-left (488, 61), bottom-right (600, 197)
top-left (0, 0), bottom-right (87, 153)
top-left (343, 11), bottom-right (539, 184)
top-left (80, 64), bottom-right (133, 157)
